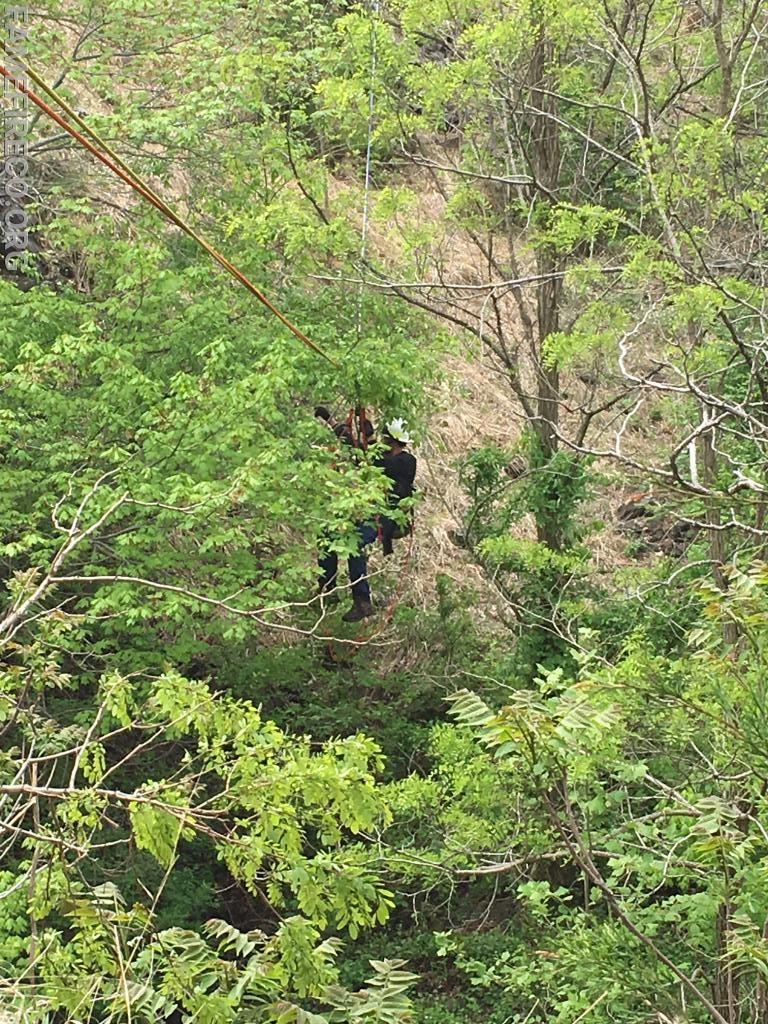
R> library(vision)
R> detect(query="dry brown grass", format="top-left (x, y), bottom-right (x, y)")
top-left (399, 350), bottom-right (527, 603)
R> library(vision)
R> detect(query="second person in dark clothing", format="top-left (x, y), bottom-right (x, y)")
top-left (378, 419), bottom-right (417, 556)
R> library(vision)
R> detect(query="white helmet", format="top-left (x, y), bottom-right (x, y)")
top-left (385, 418), bottom-right (412, 444)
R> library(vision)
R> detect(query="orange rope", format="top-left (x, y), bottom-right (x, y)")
top-left (0, 63), bottom-right (339, 368)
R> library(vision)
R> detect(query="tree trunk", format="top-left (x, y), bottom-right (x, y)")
top-left (713, 901), bottom-right (741, 1024)
top-left (529, 27), bottom-right (564, 551)
top-left (700, 404), bottom-right (728, 591)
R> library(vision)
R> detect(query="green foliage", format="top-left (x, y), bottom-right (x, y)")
top-left (460, 434), bottom-right (591, 553)
top-left (129, 796), bottom-right (189, 869)
top-left (1, 646), bottom-right (404, 1018)
top-left (440, 570), bottom-right (768, 1020)
top-left (435, 916), bottom-right (673, 1024)
top-left (5, 0), bottom-right (768, 1020)
top-left (457, 434), bottom-right (594, 679)
top-left (33, 900), bottom-right (416, 1022)
top-left (0, 870), bottom-right (28, 971)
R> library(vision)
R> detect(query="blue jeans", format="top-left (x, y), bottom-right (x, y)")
top-left (319, 522), bottom-right (377, 601)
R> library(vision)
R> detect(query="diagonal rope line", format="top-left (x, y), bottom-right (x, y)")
top-left (0, 48), bottom-right (339, 368)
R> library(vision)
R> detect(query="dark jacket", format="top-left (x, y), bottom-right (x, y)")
top-left (377, 448), bottom-right (416, 554)
top-left (380, 449), bottom-right (417, 503)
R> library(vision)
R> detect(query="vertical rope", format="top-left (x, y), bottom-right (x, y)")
top-left (353, 0), bottom-right (380, 349)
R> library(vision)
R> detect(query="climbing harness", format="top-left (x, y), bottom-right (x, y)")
top-left (0, 45), bottom-right (338, 368)
top-left (343, 405), bottom-right (372, 451)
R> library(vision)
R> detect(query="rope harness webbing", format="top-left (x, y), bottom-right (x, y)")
top-left (0, 54), bottom-right (339, 368)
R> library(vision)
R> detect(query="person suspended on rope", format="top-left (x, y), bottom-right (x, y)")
top-left (318, 520), bottom-right (377, 623)
top-left (316, 403), bottom-right (378, 622)
top-left (377, 419), bottom-right (417, 557)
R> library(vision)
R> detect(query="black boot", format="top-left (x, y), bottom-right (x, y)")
top-left (342, 596), bottom-right (374, 622)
